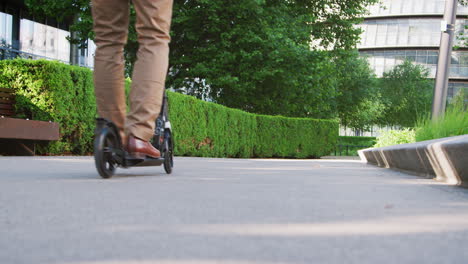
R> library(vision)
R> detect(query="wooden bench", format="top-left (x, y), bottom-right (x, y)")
top-left (0, 88), bottom-right (60, 155)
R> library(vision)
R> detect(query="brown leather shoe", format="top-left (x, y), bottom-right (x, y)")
top-left (127, 135), bottom-right (161, 159)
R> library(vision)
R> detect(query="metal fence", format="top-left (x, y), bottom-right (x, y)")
top-left (0, 46), bottom-right (93, 69)
top-left (0, 46), bottom-right (69, 63)
top-left (333, 145), bottom-right (371, 156)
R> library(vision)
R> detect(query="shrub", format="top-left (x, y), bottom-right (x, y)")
top-left (374, 129), bottom-right (416, 148)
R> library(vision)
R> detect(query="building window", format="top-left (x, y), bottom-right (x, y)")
top-left (367, 0), bottom-right (468, 17)
top-left (448, 82), bottom-right (468, 101)
top-left (359, 18), bottom-right (466, 49)
top-left (0, 12), bottom-right (13, 47)
top-left (361, 50), bottom-right (468, 80)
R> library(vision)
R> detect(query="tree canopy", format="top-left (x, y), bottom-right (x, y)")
top-left (334, 51), bottom-right (384, 131)
top-left (378, 60), bottom-right (434, 128)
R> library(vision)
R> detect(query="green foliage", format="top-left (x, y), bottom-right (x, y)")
top-left (168, 92), bottom-right (339, 158)
top-left (415, 91), bottom-right (468, 141)
top-left (0, 59), bottom-right (96, 154)
top-left (347, 98), bottom-right (386, 130)
top-left (24, 0), bottom-right (378, 119)
top-left (378, 60), bottom-right (433, 128)
top-left (168, 0), bottom-right (347, 118)
top-left (335, 52), bottom-right (384, 130)
top-left (374, 129), bottom-right (416, 148)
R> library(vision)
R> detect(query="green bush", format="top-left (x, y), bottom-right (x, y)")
top-left (168, 92), bottom-right (339, 158)
top-left (0, 59), bottom-right (338, 158)
top-left (0, 59), bottom-right (96, 154)
top-left (374, 129), bottom-right (416, 148)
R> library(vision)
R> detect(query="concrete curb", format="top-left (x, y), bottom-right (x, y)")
top-left (358, 135), bottom-right (468, 186)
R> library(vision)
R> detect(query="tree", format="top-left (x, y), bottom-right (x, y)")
top-left (334, 51), bottom-right (384, 131)
top-left (378, 60), bottom-right (433, 128)
top-left (168, 0), bottom-right (344, 117)
top-left (24, 0), bottom-right (378, 118)
top-left (167, 0), bottom-right (378, 118)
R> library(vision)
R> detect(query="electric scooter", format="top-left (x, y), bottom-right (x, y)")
top-left (93, 92), bottom-right (174, 178)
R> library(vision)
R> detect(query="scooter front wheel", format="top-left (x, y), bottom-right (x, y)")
top-left (94, 127), bottom-right (118, 178)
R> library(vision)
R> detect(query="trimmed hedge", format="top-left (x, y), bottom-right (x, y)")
top-left (168, 92), bottom-right (338, 158)
top-left (338, 136), bottom-right (376, 147)
top-left (0, 59), bottom-right (338, 158)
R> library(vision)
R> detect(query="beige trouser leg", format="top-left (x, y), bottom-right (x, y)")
top-left (126, 0), bottom-right (173, 141)
top-left (92, 0), bottom-right (173, 142)
top-left (92, 0), bottom-right (129, 140)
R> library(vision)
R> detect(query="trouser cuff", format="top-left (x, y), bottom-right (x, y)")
top-left (126, 125), bottom-right (154, 142)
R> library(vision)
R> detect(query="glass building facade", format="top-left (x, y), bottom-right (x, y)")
top-left (360, 50), bottom-right (468, 78)
top-left (367, 0), bottom-right (468, 17)
top-left (358, 18), bottom-right (468, 49)
top-left (0, 0), bottom-right (94, 68)
top-left (19, 18), bottom-right (71, 63)
top-left (358, 0), bottom-right (468, 101)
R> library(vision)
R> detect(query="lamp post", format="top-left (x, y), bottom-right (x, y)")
top-left (432, 0), bottom-right (458, 121)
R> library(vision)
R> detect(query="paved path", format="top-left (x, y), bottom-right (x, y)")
top-left (1, 157), bottom-right (468, 264)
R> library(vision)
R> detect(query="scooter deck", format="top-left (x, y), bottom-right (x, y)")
top-left (123, 154), bottom-right (165, 167)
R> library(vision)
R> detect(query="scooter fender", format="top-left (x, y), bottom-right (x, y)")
top-left (164, 121), bottom-right (172, 132)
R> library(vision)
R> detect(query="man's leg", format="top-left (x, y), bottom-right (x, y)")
top-left (92, 0), bottom-right (129, 141)
top-left (125, 0), bottom-right (173, 141)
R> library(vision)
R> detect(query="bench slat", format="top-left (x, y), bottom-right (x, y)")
top-left (0, 117), bottom-right (60, 141)
top-left (0, 92), bottom-right (15, 99)
top-left (0, 98), bottom-right (15, 104)
top-left (0, 110), bottom-right (15, 116)
top-left (0, 88), bottom-right (14, 93)
top-left (0, 103), bottom-right (14, 110)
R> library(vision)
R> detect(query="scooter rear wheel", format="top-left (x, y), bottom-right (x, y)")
top-left (163, 130), bottom-right (174, 174)
top-left (94, 127), bottom-right (118, 178)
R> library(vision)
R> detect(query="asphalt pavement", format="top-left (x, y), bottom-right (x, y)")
top-left (1, 156), bottom-right (468, 264)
